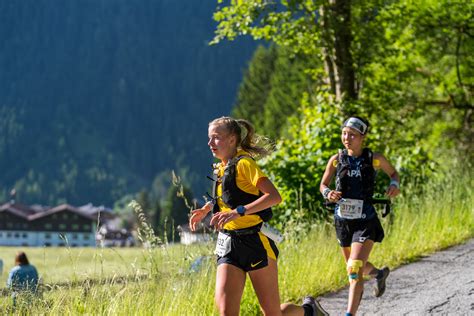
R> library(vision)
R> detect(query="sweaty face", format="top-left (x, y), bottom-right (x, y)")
top-left (341, 127), bottom-right (364, 151)
top-left (208, 124), bottom-right (237, 161)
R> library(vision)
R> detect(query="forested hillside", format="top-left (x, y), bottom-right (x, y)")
top-left (0, 1), bottom-right (255, 206)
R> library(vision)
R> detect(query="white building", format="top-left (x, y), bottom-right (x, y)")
top-left (177, 214), bottom-right (213, 245)
top-left (0, 203), bottom-right (98, 247)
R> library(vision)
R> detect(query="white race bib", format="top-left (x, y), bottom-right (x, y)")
top-left (214, 232), bottom-right (231, 257)
top-left (337, 199), bottom-right (364, 219)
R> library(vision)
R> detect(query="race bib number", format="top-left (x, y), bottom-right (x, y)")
top-left (214, 232), bottom-right (231, 257)
top-left (338, 199), bottom-right (364, 219)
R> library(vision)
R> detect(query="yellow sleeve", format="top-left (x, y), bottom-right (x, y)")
top-left (235, 157), bottom-right (267, 195)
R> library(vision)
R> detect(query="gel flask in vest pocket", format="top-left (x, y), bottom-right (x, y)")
top-left (260, 222), bottom-right (284, 243)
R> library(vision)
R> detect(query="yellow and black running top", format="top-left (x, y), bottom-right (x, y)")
top-left (214, 150), bottom-right (269, 230)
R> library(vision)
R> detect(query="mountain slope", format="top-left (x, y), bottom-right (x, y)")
top-left (0, 0), bottom-right (255, 205)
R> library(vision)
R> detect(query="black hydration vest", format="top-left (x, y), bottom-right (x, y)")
top-left (335, 148), bottom-right (375, 201)
top-left (211, 156), bottom-right (273, 222)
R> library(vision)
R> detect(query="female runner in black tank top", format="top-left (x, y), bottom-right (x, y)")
top-left (320, 117), bottom-right (400, 316)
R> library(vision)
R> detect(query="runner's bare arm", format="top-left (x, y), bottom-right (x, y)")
top-left (210, 177), bottom-right (282, 229)
top-left (320, 154), bottom-right (342, 202)
top-left (374, 153), bottom-right (400, 198)
top-left (244, 177), bottom-right (282, 214)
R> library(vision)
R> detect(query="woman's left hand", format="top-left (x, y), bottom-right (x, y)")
top-left (210, 211), bottom-right (239, 230)
top-left (386, 184), bottom-right (400, 198)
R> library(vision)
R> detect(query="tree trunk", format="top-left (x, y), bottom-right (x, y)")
top-left (320, 4), bottom-right (337, 98)
top-left (321, 0), bottom-right (358, 107)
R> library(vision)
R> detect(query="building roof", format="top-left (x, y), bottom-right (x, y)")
top-left (78, 203), bottom-right (115, 219)
top-left (0, 202), bottom-right (100, 222)
top-left (0, 203), bottom-right (40, 219)
top-left (28, 203), bottom-right (96, 221)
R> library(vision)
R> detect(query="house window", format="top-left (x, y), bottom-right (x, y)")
top-left (45, 233), bottom-right (51, 239)
top-left (72, 234), bottom-right (78, 240)
top-left (22, 233), bottom-right (27, 238)
top-left (45, 223), bottom-right (52, 229)
top-left (22, 223), bottom-right (28, 229)
top-left (52, 214), bottom-right (57, 219)
top-left (83, 224), bottom-right (91, 231)
top-left (72, 224), bottom-right (79, 230)
top-left (63, 213), bottom-right (68, 219)
top-left (7, 223), bottom-right (13, 228)
top-left (7, 232), bottom-right (11, 238)
top-left (73, 214), bottom-right (78, 219)
top-left (14, 233), bottom-right (20, 238)
top-left (83, 234), bottom-right (90, 240)
top-left (59, 224), bottom-right (67, 230)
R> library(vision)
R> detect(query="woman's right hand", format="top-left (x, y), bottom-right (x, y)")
top-left (189, 202), bottom-right (212, 231)
top-left (328, 190), bottom-right (342, 202)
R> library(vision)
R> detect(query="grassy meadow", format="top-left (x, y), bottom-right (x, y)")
top-left (0, 167), bottom-right (472, 315)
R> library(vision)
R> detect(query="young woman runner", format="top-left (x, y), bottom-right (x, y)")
top-left (190, 116), bottom-right (328, 316)
top-left (320, 116), bottom-right (400, 316)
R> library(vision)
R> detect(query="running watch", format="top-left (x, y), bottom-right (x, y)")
top-left (236, 205), bottom-right (246, 216)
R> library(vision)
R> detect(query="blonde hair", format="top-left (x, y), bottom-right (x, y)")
top-left (209, 116), bottom-right (273, 159)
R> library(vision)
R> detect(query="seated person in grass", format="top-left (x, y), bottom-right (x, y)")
top-left (7, 251), bottom-right (39, 295)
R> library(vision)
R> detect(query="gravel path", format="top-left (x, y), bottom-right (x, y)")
top-left (318, 239), bottom-right (474, 315)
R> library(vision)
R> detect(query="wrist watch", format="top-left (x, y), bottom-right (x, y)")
top-left (236, 205), bottom-right (246, 216)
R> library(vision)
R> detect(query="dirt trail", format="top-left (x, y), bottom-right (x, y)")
top-left (318, 239), bottom-right (474, 315)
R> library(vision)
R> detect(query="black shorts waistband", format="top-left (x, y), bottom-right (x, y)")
top-left (221, 223), bottom-right (262, 236)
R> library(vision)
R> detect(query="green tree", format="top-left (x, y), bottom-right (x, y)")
top-left (232, 45), bottom-right (277, 128)
top-left (262, 47), bottom-right (320, 138)
top-left (216, 0), bottom-right (473, 222)
top-left (233, 44), bottom-right (321, 139)
top-left (213, 0), bottom-right (361, 109)
top-left (213, 0), bottom-right (472, 118)
top-left (161, 184), bottom-right (194, 242)
top-left (136, 190), bottom-right (152, 217)
top-left (152, 199), bottom-right (163, 234)
top-left (261, 92), bottom-right (341, 224)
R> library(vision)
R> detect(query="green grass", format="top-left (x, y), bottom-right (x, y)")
top-left (0, 168), bottom-right (472, 315)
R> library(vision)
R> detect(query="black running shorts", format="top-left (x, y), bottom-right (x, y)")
top-left (216, 231), bottom-right (279, 272)
top-left (334, 216), bottom-right (385, 247)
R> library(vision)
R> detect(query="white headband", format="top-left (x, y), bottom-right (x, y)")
top-left (343, 117), bottom-right (368, 135)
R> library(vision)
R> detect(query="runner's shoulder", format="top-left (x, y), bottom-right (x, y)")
top-left (329, 153), bottom-right (339, 168)
top-left (372, 152), bottom-right (387, 169)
